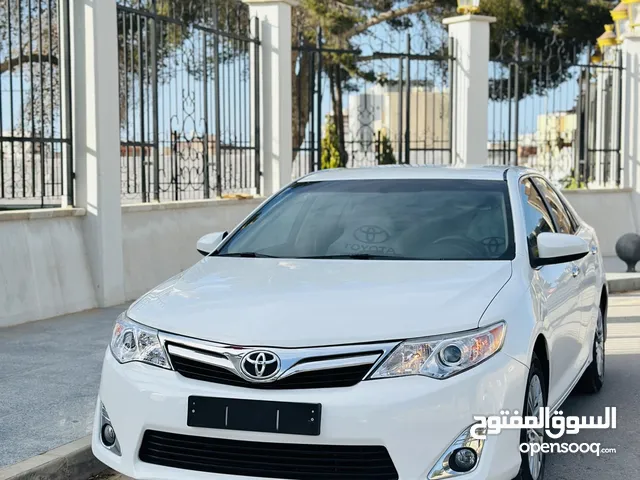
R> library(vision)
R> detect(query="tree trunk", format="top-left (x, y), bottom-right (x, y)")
top-left (291, 49), bottom-right (313, 164)
top-left (330, 65), bottom-right (347, 167)
top-left (0, 53), bottom-right (59, 74)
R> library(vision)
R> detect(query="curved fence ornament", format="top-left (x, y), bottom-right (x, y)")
top-left (117, 0), bottom-right (260, 203)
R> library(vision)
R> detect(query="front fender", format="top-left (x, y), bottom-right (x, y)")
top-left (478, 268), bottom-right (542, 371)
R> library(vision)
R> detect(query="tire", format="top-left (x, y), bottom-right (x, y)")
top-left (513, 353), bottom-right (547, 480)
top-left (576, 309), bottom-right (605, 394)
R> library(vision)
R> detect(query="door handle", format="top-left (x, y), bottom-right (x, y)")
top-left (571, 264), bottom-right (580, 278)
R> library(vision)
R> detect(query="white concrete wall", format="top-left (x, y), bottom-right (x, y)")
top-left (0, 209), bottom-right (97, 328)
top-left (562, 188), bottom-right (637, 272)
top-left (0, 199), bottom-right (263, 328)
top-left (121, 198), bottom-right (263, 300)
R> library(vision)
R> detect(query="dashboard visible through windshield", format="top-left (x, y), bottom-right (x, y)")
top-left (215, 179), bottom-right (515, 261)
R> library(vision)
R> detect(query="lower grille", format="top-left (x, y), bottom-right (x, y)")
top-left (139, 430), bottom-right (399, 480)
top-left (170, 354), bottom-right (375, 389)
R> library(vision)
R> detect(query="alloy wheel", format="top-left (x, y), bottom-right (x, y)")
top-left (595, 313), bottom-right (605, 378)
top-left (526, 374), bottom-right (545, 480)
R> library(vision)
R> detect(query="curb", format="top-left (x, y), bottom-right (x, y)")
top-left (0, 437), bottom-right (105, 480)
top-left (607, 274), bottom-right (640, 294)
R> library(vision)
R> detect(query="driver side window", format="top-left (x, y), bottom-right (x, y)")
top-left (532, 178), bottom-right (575, 235)
top-left (519, 179), bottom-right (555, 258)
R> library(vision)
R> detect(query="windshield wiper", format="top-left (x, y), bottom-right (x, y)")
top-left (300, 253), bottom-right (415, 260)
top-left (215, 252), bottom-right (278, 258)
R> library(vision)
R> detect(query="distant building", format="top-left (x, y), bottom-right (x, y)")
top-left (528, 111), bottom-right (576, 182)
top-left (345, 84), bottom-right (450, 153)
top-left (487, 111), bottom-right (578, 183)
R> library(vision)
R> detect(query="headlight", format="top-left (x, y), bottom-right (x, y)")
top-left (110, 314), bottom-right (171, 369)
top-left (369, 322), bottom-right (506, 380)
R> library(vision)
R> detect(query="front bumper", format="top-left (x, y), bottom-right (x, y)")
top-left (92, 350), bottom-right (528, 480)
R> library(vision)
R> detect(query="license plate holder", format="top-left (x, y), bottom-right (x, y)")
top-left (187, 396), bottom-right (322, 436)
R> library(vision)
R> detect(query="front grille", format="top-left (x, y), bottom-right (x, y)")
top-left (170, 354), bottom-right (374, 389)
top-left (139, 430), bottom-right (399, 480)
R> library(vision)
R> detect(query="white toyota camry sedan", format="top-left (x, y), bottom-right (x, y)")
top-left (93, 166), bottom-right (607, 480)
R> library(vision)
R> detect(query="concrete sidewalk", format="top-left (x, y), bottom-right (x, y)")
top-left (0, 304), bottom-right (128, 468)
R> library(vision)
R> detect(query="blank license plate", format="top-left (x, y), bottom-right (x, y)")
top-left (187, 396), bottom-right (322, 436)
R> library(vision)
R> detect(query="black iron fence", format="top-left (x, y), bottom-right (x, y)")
top-left (117, 0), bottom-right (259, 203)
top-left (488, 36), bottom-right (623, 187)
top-left (292, 22), bottom-right (454, 178)
top-left (0, 0), bottom-right (73, 209)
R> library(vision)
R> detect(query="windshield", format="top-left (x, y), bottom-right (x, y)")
top-left (216, 179), bottom-right (515, 260)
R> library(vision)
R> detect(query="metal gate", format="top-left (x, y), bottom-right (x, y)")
top-left (488, 37), bottom-right (623, 187)
top-left (292, 24), bottom-right (455, 178)
top-left (0, 0), bottom-right (73, 209)
top-left (117, 0), bottom-right (260, 203)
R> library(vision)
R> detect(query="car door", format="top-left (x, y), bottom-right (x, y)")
top-left (565, 202), bottom-right (600, 352)
top-left (532, 178), bottom-right (593, 365)
top-left (519, 178), bottom-right (583, 407)
top-left (531, 178), bottom-right (590, 392)
top-left (536, 179), bottom-right (599, 366)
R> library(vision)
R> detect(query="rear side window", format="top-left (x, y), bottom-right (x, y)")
top-left (533, 178), bottom-right (576, 234)
top-left (519, 179), bottom-right (554, 257)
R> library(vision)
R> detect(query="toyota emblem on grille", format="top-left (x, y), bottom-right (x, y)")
top-left (241, 350), bottom-right (280, 380)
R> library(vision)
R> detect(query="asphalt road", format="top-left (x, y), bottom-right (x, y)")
top-left (543, 292), bottom-right (640, 479)
top-left (5, 294), bottom-right (640, 479)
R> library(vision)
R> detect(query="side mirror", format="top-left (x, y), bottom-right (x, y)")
top-left (534, 232), bottom-right (589, 266)
top-left (197, 231), bottom-right (228, 256)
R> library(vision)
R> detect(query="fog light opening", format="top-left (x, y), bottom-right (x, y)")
top-left (99, 403), bottom-right (122, 456)
top-left (101, 423), bottom-right (117, 447)
top-left (448, 447), bottom-right (477, 473)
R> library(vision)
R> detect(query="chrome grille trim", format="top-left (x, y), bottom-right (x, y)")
top-left (277, 353), bottom-right (383, 380)
top-left (166, 344), bottom-right (235, 371)
top-left (159, 331), bottom-right (399, 385)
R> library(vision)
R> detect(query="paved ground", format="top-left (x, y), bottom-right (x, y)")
top-left (0, 304), bottom-right (128, 468)
top-left (4, 294), bottom-right (640, 479)
top-left (543, 291), bottom-right (640, 478)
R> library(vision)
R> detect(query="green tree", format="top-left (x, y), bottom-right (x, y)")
top-left (482, 0), bottom-right (613, 101)
top-left (321, 117), bottom-right (344, 169)
top-left (377, 130), bottom-right (396, 165)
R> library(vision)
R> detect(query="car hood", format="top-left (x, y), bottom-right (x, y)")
top-left (128, 258), bottom-right (513, 347)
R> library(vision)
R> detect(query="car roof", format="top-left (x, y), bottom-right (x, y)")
top-left (298, 165), bottom-right (526, 182)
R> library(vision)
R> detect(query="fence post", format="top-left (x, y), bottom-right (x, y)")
top-left (619, 32), bottom-right (640, 242)
top-left (59, 0), bottom-right (74, 207)
top-left (616, 34), bottom-right (640, 246)
top-left (620, 34), bottom-right (640, 192)
top-left (68, 0), bottom-right (125, 307)
top-left (443, 14), bottom-right (496, 165)
top-left (593, 67), bottom-right (609, 186)
top-left (244, 0), bottom-right (295, 196)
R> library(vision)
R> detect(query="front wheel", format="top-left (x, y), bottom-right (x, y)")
top-left (576, 309), bottom-right (605, 394)
top-left (513, 353), bottom-right (547, 480)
